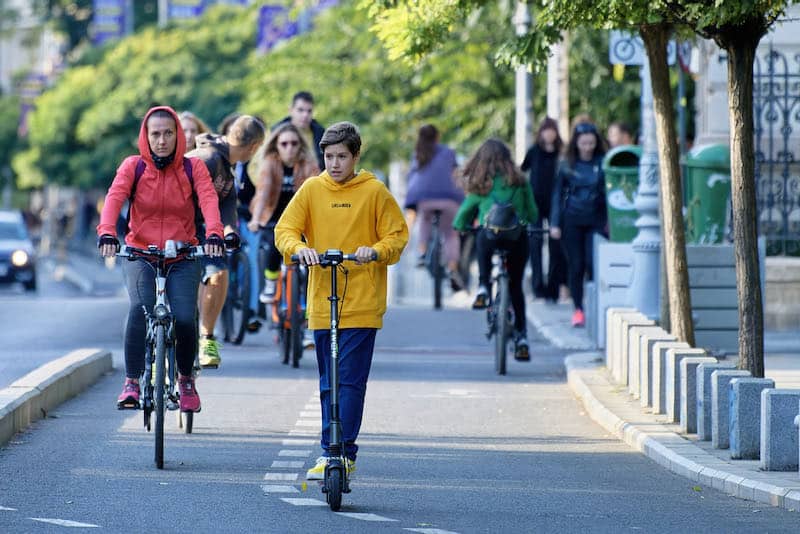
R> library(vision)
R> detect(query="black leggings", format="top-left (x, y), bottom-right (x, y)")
top-left (123, 258), bottom-right (201, 378)
top-left (261, 223), bottom-right (282, 273)
top-left (476, 230), bottom-right (530, 334)
top-left (560, 223), bottom-right (600, 311)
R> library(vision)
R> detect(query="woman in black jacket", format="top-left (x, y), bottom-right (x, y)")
top-left (521, 117), bottom-right (567, 302)
top-left (550, 122), bottom-right (607, 327)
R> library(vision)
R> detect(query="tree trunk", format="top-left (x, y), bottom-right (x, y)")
top-left (719, 27), bottom-right (764, 377)
top-left (640, 24), bottom-right (695, 346)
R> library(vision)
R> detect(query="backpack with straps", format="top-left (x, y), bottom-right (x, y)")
top-left (124, 157), bottom-right (197, 234)
top-left (484, 187), bottom-right (522, 242)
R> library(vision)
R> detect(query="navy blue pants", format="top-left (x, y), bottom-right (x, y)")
top-left (313, 328), bottom-right (377, 461)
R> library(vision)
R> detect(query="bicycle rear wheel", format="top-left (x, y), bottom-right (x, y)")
top-left (223, 250), bottom-right (251, 345)
top-left (154, 324), bottom-right (166, 469)
top-left (494, 276), bottom-right (510, 375)
top-left (428, 226), bottom-right (443, 310)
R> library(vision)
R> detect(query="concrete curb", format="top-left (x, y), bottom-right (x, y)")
top-left (0, 348), bottom-right (113, 446)
top-left (526, 305), bottom-right (595, 351)
top-left (565, 353), bottom-right (800, 512)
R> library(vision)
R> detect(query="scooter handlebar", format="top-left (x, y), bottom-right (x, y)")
top-left (290, 249), bottom-right (377, 265)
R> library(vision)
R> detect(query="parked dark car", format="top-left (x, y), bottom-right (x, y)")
top-left (0, 210), bottom-right (37, 291)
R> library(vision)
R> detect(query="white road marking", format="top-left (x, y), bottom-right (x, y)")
top-left (278, 449), bottom-right (312, 457)
top-left (295, 419), bottom-right (320, 427)
top-left (261, 485), bottom-right (299, 494)
top-left (281, 498), bottom-right (327, 506)
top-left (264, 473), bottom-right (298, 481)
top-left (0, 506), bottom-right (17, 511)
top-left (30, 518), bottom-right (100, 528)
top-left (336, 512), bottom-right (398, 522)
top-left (281, 439), bottom-right (315, 446)
top-left (404, 529), bottom-right (461, 534)
top-left (304, 404), bottom-right (318, 411)
top-left (300, 411), bottom-right (318, 418)
top-left (288, 429), bottom-right (317, 436)
top-left (271, 460), bottom-right (305, 468)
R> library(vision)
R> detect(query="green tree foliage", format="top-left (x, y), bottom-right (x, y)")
top-left (241, 2), bottom-right (516, 167)
top-left (0, 94), bottom-right (21, 172)
top-left (13, 5), bottom-right (254, 190)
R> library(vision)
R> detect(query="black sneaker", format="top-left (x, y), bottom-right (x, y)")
top-left (449, 269), bottom-right (466, 292)
top-left (514, 335), bottom-right (530, 361)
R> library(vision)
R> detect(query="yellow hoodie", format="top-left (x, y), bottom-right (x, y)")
top-left (275, 170), bottom-right (408, 329)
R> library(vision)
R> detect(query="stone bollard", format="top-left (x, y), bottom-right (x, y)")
top-left (639, 331), bottom-right (676, 408)
top-left (618, 315), bottom-right (655, 386)
top-left (697, 362), bottom-right (736, 441)
top-left (679, 356), bottom-right (717, 433)
top-left (761, 389), bottom-right (800, 471)
top-left (711, 370), bottom-right (751, 449)
top-left (667, 349), bottom-right (708, 424)
top-left (729, 377), bottom-right (775, 460)
top-left (606, 308), bottom-right (636, 379)
top-left (628, 325), bottom-right (666, 399)
top-left (651, 341), bottom-right (691, 415)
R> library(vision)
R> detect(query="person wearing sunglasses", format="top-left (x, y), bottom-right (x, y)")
top-left (248, 123), bottom-right (320, 308)
top-left (550, 120), bottom-right (608, 327)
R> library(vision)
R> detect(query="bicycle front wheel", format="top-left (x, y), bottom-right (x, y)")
top-left (154, 324), bottom-right (166, 469)
top-left (494, 276), bottom-right (510, 376)
top-left (429, 227), bottom-right (443, 310)
top-left (289, 269), bottom-right (304, 368)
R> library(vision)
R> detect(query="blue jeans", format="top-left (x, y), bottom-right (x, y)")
top-left (313, 328), bottom-right (377, 461)
top-left (122, 257), bottom-right (202, 378)
top-left (238, 219), bottom-right (262, 313)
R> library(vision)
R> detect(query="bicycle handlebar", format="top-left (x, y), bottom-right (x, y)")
top-left (118, 241), bottom-right (206, 260)
top-left (463, 225), bottom-right (549, 235)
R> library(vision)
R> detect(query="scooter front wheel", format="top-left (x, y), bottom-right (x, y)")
top-left (325, 467), bottom-right (343, 511)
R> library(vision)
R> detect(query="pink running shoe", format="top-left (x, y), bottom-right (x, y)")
top-left (178, 375), bottom-right (201, 413)
top-left (117, 378), bottom-right (140, 409)
top-left (571, 309), bottom-right (586, 327)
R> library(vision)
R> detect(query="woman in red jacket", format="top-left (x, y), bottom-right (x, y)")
top-left (97, 106), bottom-right (225, 413)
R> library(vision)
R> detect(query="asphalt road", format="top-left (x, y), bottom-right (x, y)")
top-left (1, 302), bottom-right (798, 532)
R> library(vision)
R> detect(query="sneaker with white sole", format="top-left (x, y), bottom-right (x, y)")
top-left (306, 456), bottom-right (356, 480)
top-left (302, 329), bottom-right (315, 349)
top-left (259, 278), bottom-right (277, 304)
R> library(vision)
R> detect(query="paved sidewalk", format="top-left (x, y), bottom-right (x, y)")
top-left (526, 297), bottom-right (800, 512)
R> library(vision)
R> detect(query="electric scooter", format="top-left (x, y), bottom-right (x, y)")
top-left (292, 249), bottom-right (375, 511)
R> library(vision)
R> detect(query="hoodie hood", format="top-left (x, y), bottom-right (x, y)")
top-left (137, 106), bottom-right (187, 171)
top-left (318, 169), bottom-right (376, 191)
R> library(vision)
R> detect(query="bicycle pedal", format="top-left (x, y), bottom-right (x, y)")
top-left (117, 401), bottom-right (140, 410)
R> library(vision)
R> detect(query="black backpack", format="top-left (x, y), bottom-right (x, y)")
top-left (484, 188), bottom-right (522, 241)
top-left (124, 157), bottom-right (197, 234)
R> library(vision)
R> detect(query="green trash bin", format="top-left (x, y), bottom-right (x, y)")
top-left (684, 144), bottom-right (731, 244)
top-left (602, 145), bottom-right (641, 242)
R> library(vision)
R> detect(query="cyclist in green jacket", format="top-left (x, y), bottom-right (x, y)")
top-left (453, 138), bottom-right (538, 360)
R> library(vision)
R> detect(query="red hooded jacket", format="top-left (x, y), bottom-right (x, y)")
top-left (97, 106), bottom-right (223, 248)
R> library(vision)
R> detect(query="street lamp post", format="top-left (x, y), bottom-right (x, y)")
top-left (512, 2), bottom-right (532, 164)
top-left (628, 57), bottom-right (661, 319)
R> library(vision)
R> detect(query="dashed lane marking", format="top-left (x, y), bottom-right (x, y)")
top-left (278, 449), bottom-right (312, 457)
top-left (404, 529), bottom-right (461, 534)
top-left (336, 513), bottom-right (398, 522)
top-left (281, 438), bottom-right (315, 446)
top-left (261, 485), bottom-right (299, 494)
top-left (271, 460), bottom-right (305, 468)
top-left (295, 419), bottom-right (320, 427)
top-left (1, 506), bottom-right (17, 511)
top-left (264, 473), bottom-right (298, 481)
top-left (281, 498), bottom-right (327, 506)
top-left (299, 411), bottom-right (317, 418)
top-left (30, 518), bottom-right (100, 528)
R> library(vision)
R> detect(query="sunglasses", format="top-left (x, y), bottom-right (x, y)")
top-left (279, 140), bottom-right (300, 148)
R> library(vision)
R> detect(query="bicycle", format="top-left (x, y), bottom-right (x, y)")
top-left (291, 249), bottom-right (374, 511)
top-left (220, 245), bottom-right (251, 345)
top-left (482, 227), bottom-right (545, 375)
top-left (270, 262), bottom-right (308, 368)
top-left (117, 240), bottom-right (204, 468)
top-left (422, 209), bottom-right (445, 310)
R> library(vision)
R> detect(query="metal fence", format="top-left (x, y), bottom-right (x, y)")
top-left (753, 45), bottom-right (800, 256)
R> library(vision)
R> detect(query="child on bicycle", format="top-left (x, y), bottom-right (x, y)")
top-left (97, 106), bottom-right (225, 412)
top-left (274, 121), bottom-right (408, 479)
top-left (453, 138), bottom-right (538, 361)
